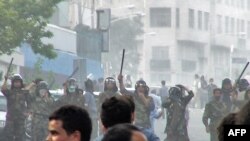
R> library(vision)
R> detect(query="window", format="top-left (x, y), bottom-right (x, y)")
top-left (150, 8), bottom-right (171, 27)
top-left (152, 46), bottom-right (169, 60)
top-left (241, 0), bottom-right (245, 9)
top-left (248, 0), bottom-right (250, 10)
top-left (237, 19), bottom-right (240, 33)
top-left (181, 60), bottom-right (196, 72)
top-left (238, 38), bottom-right (246, 48)
top-left (198, 11), bottom-right (202, 30)
top-left (204, 12), bottom-right (209, 31)
top-left (225, 16), bottom-right (229, 33)
top-left (176, 8), bottom-right (180, 28)
top-left (241, 20), bottom-right (245, 32)
top-left (150, 60), bottom-right (171, 71)
top-left (231, 0), bottom-right (235, 6)
top-left (151, 46), bottom-right (170, 71)
top-left (217, 15), bottom-right (222, 33)
top-left (237, 0), bottom-right (240, 8)
top-left (189, 9), bottom-right (195, 29)
top-left (231, 17), bottom-right (235, 34)
top-left (217, 0), bottom-right (222, 3)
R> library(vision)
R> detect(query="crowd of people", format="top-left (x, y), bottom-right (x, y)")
top-left (1, 71), bottom-right (250, 141)
top-left (192, 74), bottom-right (250, 141)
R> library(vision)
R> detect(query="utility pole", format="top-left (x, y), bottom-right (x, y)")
top-left (78, 0), bottom-right (83, 24)
top-left (91, 0), bottom-right (95, 28)
top-left (209, 0), bottom-right (216, 79)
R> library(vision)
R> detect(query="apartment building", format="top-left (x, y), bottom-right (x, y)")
top-left (143, 0), bottom-right (250, 86)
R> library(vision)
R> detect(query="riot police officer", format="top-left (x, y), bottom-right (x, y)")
top-left (55, 78), bottom-right (85, 109)
top-left (1, 74), bottom-right (31, 141)
top-left (30, 81), bottom-right (54, 141)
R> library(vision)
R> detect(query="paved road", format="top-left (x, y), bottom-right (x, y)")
top-left (154, 108), bottom-right (210, 141)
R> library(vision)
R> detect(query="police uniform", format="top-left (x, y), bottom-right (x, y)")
top-left (1, 75), bottom-right (31, 141)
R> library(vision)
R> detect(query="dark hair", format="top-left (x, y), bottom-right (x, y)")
top-left (122, 95), bottom-right (135, 113)
top-left (217, 113), bottom-right (237, 141)
top-left (102, 124), bottom-right (141, 141)
top-left (101, 96), bottom-right (133, 128)
top-left (200, 75), bottom-right (205, 80)
top-left (161, 80), bottom-right (166, 86)
top-left (221, 78), bottom-right (232, 89)
top-left (49, 105), bottom-right (92, 141)
top-left (217, 101), bottom-right (250, 141)
top-left (34, 78), bottom-right (43, 85)
top-left (85, 79), bottom-right (94, 92)
top-left (209, 78), bottom-right (214, 82)
top-left (213, 88), bottom-right (222, 94)
top-left (236, 100), bottom-right (250, 124)
top-left (195, 74), bottom-right (199, 79)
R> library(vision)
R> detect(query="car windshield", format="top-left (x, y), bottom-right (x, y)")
top-left (0, 96), bottom-right (7, 112)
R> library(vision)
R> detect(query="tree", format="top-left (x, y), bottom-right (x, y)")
top-left (23, 57), bottom-right (56, 88)
top-left (0, 0), bottom-right (63, 59)
top-left (102, 16), bottom-right (144, 78)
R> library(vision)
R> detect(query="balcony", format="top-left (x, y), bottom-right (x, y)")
top-left (213, 34), bottom-right (238, 47)
top-left (176, 29), bottom-right (210, 44)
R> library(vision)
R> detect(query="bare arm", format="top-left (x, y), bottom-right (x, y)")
top-left (138, 93), bottom-right (152, 108)
top-left (24, 82), bottom-right (36, 91)
top-left (118, 74), bottom-right (133, 95)
top-left (1, 77), bottom-right (8, 92)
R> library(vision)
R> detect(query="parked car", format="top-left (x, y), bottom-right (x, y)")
top-left (49, 89), bottom-right (64, 101)
top-left (0, 92), bottom-right (6, 132)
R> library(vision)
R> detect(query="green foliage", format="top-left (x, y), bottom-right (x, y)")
top-left (0, 0), bottom-right (63, 59)
top-left (23, 57), bottom-right (56, 88)
top-left (33, 57), bottom-right (44, 77)
top-left (102, 16), bottom-right (144, 77)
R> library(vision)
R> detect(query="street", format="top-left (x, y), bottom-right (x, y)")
top-left (155, 108), bottom-right (210, 141)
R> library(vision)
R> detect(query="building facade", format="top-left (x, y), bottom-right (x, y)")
top-left (50, 0), bottom-right (250, 87)
top-left (143, 0), bottom-right (250, 86)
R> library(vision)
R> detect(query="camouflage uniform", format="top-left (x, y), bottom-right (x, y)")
top-left (30, 94), bottom-right (54, 141)
top-left (202, 99), bottom-right (227, 141)
top-left (55, 94), bottom-right (85, 110)
top-left (54, 78), bottom-right (85, 109)
top-left (162, 90), bottom-right (194, 141)
top-left (1, 89), bottom-right (31, 141)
